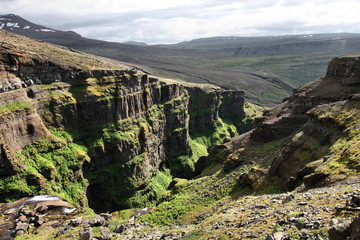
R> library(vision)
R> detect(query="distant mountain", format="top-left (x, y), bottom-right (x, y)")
top-left (123, 41), bottom-right (148, 46)
top-left (0, 14), bottom-right (81, 41)
top-left (2, 14), bottom-right (360, 105)
top-left (171, 33), bottom-right (360, 56)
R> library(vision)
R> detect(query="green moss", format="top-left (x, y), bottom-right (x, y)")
top-left (171, 178), bottom-right (190, 193)
top-left (112, 209), bottom-right (137, 221)
top-left (0, 100), bottom-right (31, 116)
top-left (127, 152), bottom-right (146, 166)
top-left (0, 130), bottom-right (90, 206)
top-left (68, 76), bottom-right (117, 100)
top-left (140, 194), bottom-right (196, 225)
top-left (128, 167), bottom-right (173, 208)
top-left (189, 138), bottom-right (208, 159)
top-left (313, 101), bottom-right (360, 176)
top-left (6, 101), bottom-right (30, 112)
top-left (243, 102), bottom-right (267, 120)
top-left (170, 116), bottom-right (240, 177)
top-left (180, 229), bottom-right (205, 240)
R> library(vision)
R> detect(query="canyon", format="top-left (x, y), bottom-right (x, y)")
top-left (0, 30), bottom-right (246, 213)
top-left (0, 29), bottom-right (360, 240)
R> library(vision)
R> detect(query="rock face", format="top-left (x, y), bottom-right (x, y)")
top-left (187, 87), bottom-right (245, 134)
top-left (0, 30), bottom-right (245, 212)
top-left (212, 55), bottom-right (360, 193)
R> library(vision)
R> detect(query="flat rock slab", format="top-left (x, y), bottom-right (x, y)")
top-left (35, 200), bottom-right (73, 213)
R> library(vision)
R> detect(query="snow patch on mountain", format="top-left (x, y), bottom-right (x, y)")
top-left (40, 28), bottom-right (56, 32)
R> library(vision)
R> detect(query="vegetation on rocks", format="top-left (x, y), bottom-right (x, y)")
top-left (0, 130), bottom-right (89, 206)
top-left (2, 30), bottom-right (360, 240)
top-left (0, 100), bottom-right (30, 116)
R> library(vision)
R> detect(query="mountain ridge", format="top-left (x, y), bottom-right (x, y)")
top-left (4, 14), bottom-right (360, 106)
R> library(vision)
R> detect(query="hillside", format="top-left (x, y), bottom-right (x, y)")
top-left (0, 29), bottom-right (360, 240)
top-left (4, 14), bottom-right (360, 106)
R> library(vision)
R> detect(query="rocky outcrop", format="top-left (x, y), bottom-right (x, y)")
top-left (215, 55), bottom-right (360, 192)
top-left (187, 87), bottom-right (245, 134)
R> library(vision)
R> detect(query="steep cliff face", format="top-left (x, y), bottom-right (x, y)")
top-left (213, 55), bottom-right (360, 193)
top-left (0, 31), bottom-right (246, 212)
top-left (187, 87), bottom-right (245, 134)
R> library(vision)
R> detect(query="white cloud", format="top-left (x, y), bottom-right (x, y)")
top-left (0, 0), bottom-right (360, 43)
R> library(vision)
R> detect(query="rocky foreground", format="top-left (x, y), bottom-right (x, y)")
top-left (1, 178), bottom-right (360, 239)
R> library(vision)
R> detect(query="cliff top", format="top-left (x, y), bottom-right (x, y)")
top-left (0, 30), bottom-right (128, 71)
top-left (159, 77), bottom-right (221, 90)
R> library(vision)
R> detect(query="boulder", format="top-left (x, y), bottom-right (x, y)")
top-left (69, 217), bottom-right (83, 227)
top-left (79, 227), bottom-right (94, 240)
top-left (35, 200), bottom-right (73, 213)
top-left (100, 213), bottom-right (113, 221)
top-left (347, 195), bottom-right (360, 208)
top-left (349, 214), bottom-right (360, 240)
top-left (99, 227), bottom-right (112, 240)
top-left (328, 222), bottom-right (351, 240)
top-left (303, 172), bottom-right (330, 189)
top-left (15, 222), bottom-right (29, 232)
top-left (114, 224), bottom-right (127, 234)
top-left (89, 216), bottom-right (106, 227)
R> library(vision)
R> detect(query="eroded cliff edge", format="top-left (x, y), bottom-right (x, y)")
top-left (0, 30), bottom-right (246, 212)
top-left (207, 55), bottom-right (360, 194)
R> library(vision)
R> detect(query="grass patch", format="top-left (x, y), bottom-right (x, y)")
top-left (0, 100), bottom-right (31, 117)
top-left (180, 229), bottom-right (205, 240)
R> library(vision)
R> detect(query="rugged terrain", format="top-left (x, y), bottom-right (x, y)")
top-left (0, 29), bottom-right (253, 237)
top-left (0, 29), bottom-right (360, 239)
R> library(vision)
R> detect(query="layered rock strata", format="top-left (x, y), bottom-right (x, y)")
top-left (208, 55), bottom-right (360, 192)
top-left (0, 32), bottom-right (246, 212)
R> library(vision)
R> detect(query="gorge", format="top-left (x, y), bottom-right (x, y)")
top-left (0, 30), bottom-right (247, 213)
top-left (1, 29), bottom-right (360, 240)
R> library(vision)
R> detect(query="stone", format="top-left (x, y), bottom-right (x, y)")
top-left (349, 214), bottom-right (360, 240)
top-left (100, 213), bottom-right (113, 221)
top-left (99, 227), bottom-right (112, 240)
top-left (79, 227), bottom-right (94, 240)
top-left (15, 222), bottom-right (29, 232)
top-left (35, 205), bottom-right (48, 213)
top-left (18, 215), bottom-right (27, 222)
top-left (34, 215), bottom-right (44, 226)
top-left (347, 195), bottom-right (360, 208)
top-left (282, 194), bottom-right (294, 204)
top-left (114, 224), bottom-right (127, 234)
top-left (265, 233), bottom-right (275, 240)
top-left (69, 217), bottom-right (83, 227)
top-left (330, 218), bottom-right (339, 226)
top-left (15, 229), bottom-right (26, 236)
top-left (255, 204), bottom-right (268, 209)
top-left (328, 222), bottom-right (351, 240)
top-left (5, 208), bottom-right (16, 215)
top-left (55, 227), bottom-right (71, 238)
top-left (66, 234), bottom-right (76, 239)
top-left (35, 199), bottom-right (73, 213)
top-left (89, 216), bottom-right (106, 227)
top-left (273, 231), bottom-right (287, 240)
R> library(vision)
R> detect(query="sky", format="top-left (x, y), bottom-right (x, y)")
top-left (1, 0), bottom-right (360, 44)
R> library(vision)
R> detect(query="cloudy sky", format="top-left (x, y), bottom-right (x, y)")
top-left (1, 0), bottom-right (360, 44)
